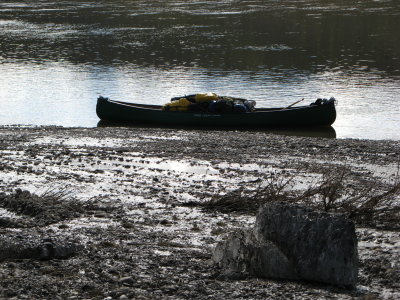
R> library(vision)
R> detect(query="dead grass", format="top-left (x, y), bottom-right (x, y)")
top-left (0, 186), bottom-right (122, 227)
top-left (201, 174), bottom-right (295, 213)
top-left (200, 166), bottom-right (400, 229)
top-left (298, 166), bottom-right (400, 228)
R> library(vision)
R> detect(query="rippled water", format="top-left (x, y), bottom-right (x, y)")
top-left (0, 0), bottom-right (399, 139)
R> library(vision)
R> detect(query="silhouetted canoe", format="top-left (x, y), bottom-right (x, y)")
top-left (96, 96), bottom-right (336, 127)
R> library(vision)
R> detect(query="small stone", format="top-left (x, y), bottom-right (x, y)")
top-left (94, 211), bottom-right (108, 218)
top-left (119, 276), bottom-right (135, 286)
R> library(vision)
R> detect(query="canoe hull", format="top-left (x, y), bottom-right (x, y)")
top-left (96, 97), bottom-right (336, 127)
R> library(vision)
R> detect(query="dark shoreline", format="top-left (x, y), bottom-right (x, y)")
top-left (0, 126), bottom-right (399, 299)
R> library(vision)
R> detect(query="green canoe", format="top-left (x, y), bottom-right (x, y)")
top-left (96, 96), bottom-right (336, 127)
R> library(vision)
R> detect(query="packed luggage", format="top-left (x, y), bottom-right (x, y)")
top-left (162, 93), bottom-right (256, 113)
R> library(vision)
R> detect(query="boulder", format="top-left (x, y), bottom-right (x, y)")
top-left (213, 202), bottom-right (358, 287)
top-left (0, 234), bottom-right (78, 261)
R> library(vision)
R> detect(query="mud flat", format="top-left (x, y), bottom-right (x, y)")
top-left (0, 126), bottom-right (399, 299)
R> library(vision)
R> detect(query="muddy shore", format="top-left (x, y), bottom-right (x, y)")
top-left (0, 126), bottom-right (399, 300)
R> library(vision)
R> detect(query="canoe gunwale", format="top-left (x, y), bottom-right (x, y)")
top-left (104, 98), bottom-right (326, 114)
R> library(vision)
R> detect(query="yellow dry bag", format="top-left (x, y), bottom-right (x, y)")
top-left (194, 93), bottom-right (218, 103)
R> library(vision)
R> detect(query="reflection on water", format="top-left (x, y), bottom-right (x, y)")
top-left (0, 0), bottom-right (399, 139)
top-left (97, 120), bottom-right (337, 139)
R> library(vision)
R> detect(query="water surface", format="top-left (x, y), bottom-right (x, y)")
top-left (1, 0), bottom-right (399, 139)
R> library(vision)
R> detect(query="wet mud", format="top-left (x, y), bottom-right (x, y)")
top-left (0, 126), bottom-right (399, 299)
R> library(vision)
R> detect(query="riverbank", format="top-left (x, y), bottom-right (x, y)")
top-left (0, 126), bottom-right (399, 299)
